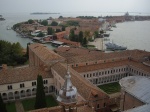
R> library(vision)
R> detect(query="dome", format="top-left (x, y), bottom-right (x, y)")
top-left (57, 66), bottom-right (77, 104)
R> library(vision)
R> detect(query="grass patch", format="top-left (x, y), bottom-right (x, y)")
top-left (98, 82), bottom-right (121, 94)
top-left (6, 102), bottom-right (16, 112)
top-left (22, 95), bottom-right (58, 111)
top-left (22, 98), bottom-right (35, 111)
top-left (46, 95), bottom-right (58, 107)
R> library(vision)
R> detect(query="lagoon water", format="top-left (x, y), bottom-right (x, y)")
top-left (108, 21), bottom-right (150, 51)
top-left (0, 12), bottom-right (150, 51)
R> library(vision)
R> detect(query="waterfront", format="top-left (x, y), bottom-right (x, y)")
top-left (0, 13), bottom-right (150, 51)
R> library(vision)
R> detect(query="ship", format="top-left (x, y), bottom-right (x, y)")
top-left (0, 15), bottom-right (5, 21)
top-left (105, 42), bottom-right (127, 50)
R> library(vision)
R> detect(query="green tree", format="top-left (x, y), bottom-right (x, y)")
top-left (37, 32), bottom-right (45, 37)
top-left (94, 31), bottom-right (99, 38)
top-left (79, 31), bottom-right (83, 44)
top-left (0, 94), bottom-right (7, 112)
top-left (55, 29), bottom-right (61, 33)
top-left (34, 75), bottom-right (46, 109)
top-left (13, 23), bottom-right (21, 30)
top-left (28, 19), bottom-right (34, 24)
top-left (100, 30), bottom-right (104, 34)
top-left (62, 26), bottom-right (65, 31)
top-left (69, 29), bottom-right (75, 41)
top-left (0, 40), bottom-right (26, 66)
top-left (66, 21), bottom-right (79, 26)
top-left (59, 16), bottom-right (63, 19)
top-left (47, 27), bottom-right (53, 35)
top-left (83, 37), bottom-right (88, 45)
top-left (51, 21), bottom-right (58, 26)
top-left (41, 20), bottom-right (48, 26)
top-left (84, 31), bottom-right (90, 39)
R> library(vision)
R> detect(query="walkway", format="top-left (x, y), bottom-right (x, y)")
top-left (15, 100), bottom-right (24, 112)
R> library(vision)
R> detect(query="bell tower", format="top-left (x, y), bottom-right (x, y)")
top-left (57, 65), bottom-right (77, 112)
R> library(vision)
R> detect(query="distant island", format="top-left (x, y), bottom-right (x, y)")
top-left (30, 12), bottom-right (60, 15)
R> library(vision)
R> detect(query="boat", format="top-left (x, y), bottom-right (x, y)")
top-left (105, 42), bottom-right (127, 50)
top-left (6, 26), bottom-right (11, 30)
top-left (0, 15), bottom-right (5, 21)
top-left (103, 33), bottom-right (110, 37)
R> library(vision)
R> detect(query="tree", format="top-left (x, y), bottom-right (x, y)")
top-left (37, 32), bottom-right (45, 37)
top-left (100, 30), bottom-right (104, 34)
top-left (83, 37), bottom-right (88, 45)
top-left (51, 21), bottom-right (58, 26)
top-left (28, 19), bottom-right (34, 24)
top-left (78, 31), bottom-right (83, 44)
top-left (84, 31), bottom-right (90, 39)
top-left (47, 27), bottom-right (53, 35)
top-left (94, 31), bottom-right (98, 39)
top-left (55, 29), bottom-right (61, 33)
top-left (66, 21), bottom-right (79, 26)
top-left (69, 29), bottom-right (75, 41)
top-left (35, 75), bottom-right (46, 109)
top-left (0, 40), bottom-right (27, 66)
top-left (41, 20), bottom-right (48, 26)
top-left (59, 16), bottom-right (63, 19)
top-left (62, 26), bottom-right (65, 31)
top-left (0, 94), bottom-right (7, 112)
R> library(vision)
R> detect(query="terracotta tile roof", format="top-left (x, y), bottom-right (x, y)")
top-left (58, 39), bottom-right (80, 47)
top-left (29, 105), bottom-right (94, 112)
top-left (55, 48), bottom-right (150, 63)
top-left (52, 63), bottom-right (107, 100)
top-left (129, 61), bottom-right (150, 73)
top-left (74, 60), bottom-right (129, 73)
top-left (73, 60), bottom-right (150, 73)
top-left (29, 43), bottom-right (65, 65)
top-left (0, 66), bottom-right (53, 85)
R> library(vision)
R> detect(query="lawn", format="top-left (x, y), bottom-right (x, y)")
top-left (98, 82), bottom-right (121, 94)
top-left (6, 102), bottom-right (16, 112)
top-left (22, 95), bottom-right (58, 111)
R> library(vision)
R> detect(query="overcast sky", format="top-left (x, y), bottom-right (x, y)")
top-left (0, 0), bottom-right (150, 13)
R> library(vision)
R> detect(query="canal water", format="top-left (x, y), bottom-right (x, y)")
top-left (0, 13), bottom-right (150, 51)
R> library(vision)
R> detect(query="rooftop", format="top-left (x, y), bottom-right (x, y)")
top-left (0, 66), bottom-right (53, 85)
top-left (123, 104), bottom-right (150, 112)
top-left (29, 43), bottom-right (65, 65)
top-left (55, 47), bottom-right (150, 64)
top-left (51, 63), bottom-right (107, 100)
top-left (120, 76), bottom-right (150, 104)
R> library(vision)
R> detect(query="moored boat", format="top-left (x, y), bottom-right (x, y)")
top-left (105, 42), bottom-right (127, 50)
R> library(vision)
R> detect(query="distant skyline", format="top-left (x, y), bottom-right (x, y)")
top-left (0, 0), bottom-right (150, 14)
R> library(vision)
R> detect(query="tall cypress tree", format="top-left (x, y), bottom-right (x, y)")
top-left (34, 75), bottom-right (46, 109)
top-left (79, 31), bottom-right (83, 44)
top-left (0, 94), bottom-right (7, 112)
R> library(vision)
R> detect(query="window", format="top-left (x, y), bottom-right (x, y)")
top-left (103, 103), bottom-right (106, 107)
top-left (76, 64), bottom-right (78, 67)
top-left (20, 83), bottom-right (25, 88)
top-left (7, 85), bottom-right (12, 90)
top-left (43, 80), bottom-right (48, 84)
top-left (99, 72), bottom-right (101, 75)
top-left (86, 63), bottom-right (88, 65)
top-left (97, 104), bottom-right (100, 109)
top-left (32, 82), bottom-right (36, 86)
